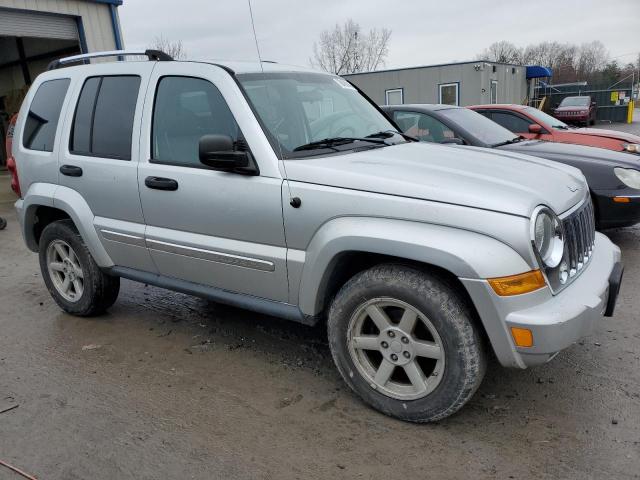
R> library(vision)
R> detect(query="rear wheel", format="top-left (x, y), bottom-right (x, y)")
top-left (39, 220), bottom-right (120, 316)
top-left (327, 264), bottom-right (487, 422)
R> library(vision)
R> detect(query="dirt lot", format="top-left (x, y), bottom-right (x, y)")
top-left (1, 178), bottom-right (639, 479)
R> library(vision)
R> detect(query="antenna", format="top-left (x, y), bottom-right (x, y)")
top-left (246, 0), bottom-right (297, 207)
top-left (247, 0), bottom-right (263, 73)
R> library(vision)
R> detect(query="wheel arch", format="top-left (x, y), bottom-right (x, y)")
top-left (21, 184), bottom-right (114, 267)
top-left (296, 217), bottom-right (531, 318)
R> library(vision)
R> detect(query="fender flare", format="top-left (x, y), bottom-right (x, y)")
top-left (21, 183), bottom-right (114, 267)
top-left (296, 217), bottom-right (531, 316)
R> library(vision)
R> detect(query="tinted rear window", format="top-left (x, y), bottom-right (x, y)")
top-left (70, 75), bottom-right (141, 160)
top-left (23, 79), bottom-right (70, 152)
top-left (71, 77), bottom-right (100, 154)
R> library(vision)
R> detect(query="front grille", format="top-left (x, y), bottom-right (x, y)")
top-left (562, 197), bottom-right (596, 280)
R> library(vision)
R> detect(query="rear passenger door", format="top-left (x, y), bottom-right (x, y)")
top-left (58, 63), bottom-right (157, 273)
top-left (137, 63), bottom-right (288, 302)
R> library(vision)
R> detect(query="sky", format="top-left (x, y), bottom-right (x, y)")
top-left (119, 0), bottom-right (639, 70)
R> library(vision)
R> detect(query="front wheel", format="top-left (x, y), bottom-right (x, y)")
top-left (327, 264), bottom-right (486, 422)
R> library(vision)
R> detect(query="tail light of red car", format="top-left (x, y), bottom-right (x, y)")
top-left (6, 155), bottom-right (21, 198)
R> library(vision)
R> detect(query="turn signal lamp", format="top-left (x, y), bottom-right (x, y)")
top-left (488, 270), bottom-right (546, 296)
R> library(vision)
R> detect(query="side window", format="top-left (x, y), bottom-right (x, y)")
top-left (490, 112), bottom-right (530, 134)
top-left (152, 76), bottom-right (240, 167)
top-left (394, 111), bottom-right (459, 143)
top-left (23, 79), bottom-right (70, 152)
top-left (70, 76), bottom-right (141, 160)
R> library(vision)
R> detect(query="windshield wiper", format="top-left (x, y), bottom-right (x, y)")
top-left (366, 130), bottom-right (418, 142)
top-left (492, 136), bottom-right (525, 147)
top-left (293, 136), bottom-right (389, 152)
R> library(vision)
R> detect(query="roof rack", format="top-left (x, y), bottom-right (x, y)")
top-left (47, 49), bottom-right (173, 70)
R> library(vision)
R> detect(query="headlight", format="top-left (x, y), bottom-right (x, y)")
top-left (623, 143), bottom-right (640, 154)
top-left (614, 167), bottom-right (640, 189)
top-left (531, 206), bottom-right (564, 268)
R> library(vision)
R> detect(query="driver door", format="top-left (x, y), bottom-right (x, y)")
top-left (137, 62), bottom-right (288, 302)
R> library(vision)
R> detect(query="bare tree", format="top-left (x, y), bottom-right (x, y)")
top-left (477, 41), bottom-right (522, 64)
top-left (148, 35), bottom-right (186, 60)
top-left (575, 41), bottom-right (609, 80)
top-left (311, 20), bottom-right (391, 74)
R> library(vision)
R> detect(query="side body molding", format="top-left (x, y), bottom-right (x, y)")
top-left (296, 217), bottom-right (531, 316)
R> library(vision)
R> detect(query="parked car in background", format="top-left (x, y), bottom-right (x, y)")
top-left (382, 104), bottom-right (640, 228)
top-left (552, 96), bottom-right (597, 126)
top-left (11, 50), bottom-right (623, 422)
top-left (469, 104), bottom-right (640, 155)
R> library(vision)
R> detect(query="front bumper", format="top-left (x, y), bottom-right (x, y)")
top-left (592, 190), bottom-right (640, 229)
top-left (461, 232), bottom-right (621, 368)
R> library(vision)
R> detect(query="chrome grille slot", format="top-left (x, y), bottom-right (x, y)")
top-left (561, 197), bottom-right (596, 281)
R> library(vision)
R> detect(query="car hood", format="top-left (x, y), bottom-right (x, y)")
top-left (571, 127), bottom-right (640, 144)
top-left (283, 142), bottom-right (586, 217)
top-left (502, 139), bottom-right (640, 168)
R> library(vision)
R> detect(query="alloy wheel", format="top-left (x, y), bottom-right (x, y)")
top-left (46, 239), bottom-right (84, 302)
top-left (347, 297), bottom-right (445, 400)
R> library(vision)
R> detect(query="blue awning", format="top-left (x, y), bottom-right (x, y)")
top-left (526, 66), bottom-right (553, 79)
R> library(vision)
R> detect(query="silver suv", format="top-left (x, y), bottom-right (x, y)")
top-left (11, 51), bottom-right (623, 422)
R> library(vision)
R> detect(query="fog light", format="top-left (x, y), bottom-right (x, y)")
top-left (511, 327), bottom-right (533, 347)
top-left (613, 197), bottom-right (630, 203)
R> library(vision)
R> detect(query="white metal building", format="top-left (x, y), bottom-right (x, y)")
top-left (344, 61), bottom-right (530, 108)
top-left (0, 0), bottom-right (124, 166)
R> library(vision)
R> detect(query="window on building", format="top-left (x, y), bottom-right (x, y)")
top-left (70, 76), bottom-right (141, 160)
top-left (152, 76), bottom-right (240, 167)
top-left (385, 88), bottom-right (403, 105)
top-left (438, 83), bottom-right (459, 106)
top-left (490, 112), bottom-right (532, 134)
top-left (23, 79), bottom-right (70, 152)
top-left (490, 80), bottom-right (498, 104)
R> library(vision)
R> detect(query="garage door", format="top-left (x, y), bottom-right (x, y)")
top-left (0, 9), bottom-right (78, 40)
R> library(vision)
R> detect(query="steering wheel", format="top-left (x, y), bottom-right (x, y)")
top-left (334, 126), bottom-right (356, 137)
top-left (310, 110), bottom-right (360, 138)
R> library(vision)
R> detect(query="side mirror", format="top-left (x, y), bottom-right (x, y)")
top-left (591, 101), bottom-right (596, 107)
top-left (528, 124), bottom-right (543, 134)
top-left (199, 134), bottom-right (256, 174)
top-left (440, 138), bottom-right (464, 145)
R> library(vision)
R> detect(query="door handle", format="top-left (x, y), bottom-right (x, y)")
top-left (60, 165), bottom-right (83, 177)
top-left (145, 176), bottom-right (178, 191)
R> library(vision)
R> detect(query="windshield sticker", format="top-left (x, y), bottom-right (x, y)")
top-left (333, 78), bottom-right (356, 90)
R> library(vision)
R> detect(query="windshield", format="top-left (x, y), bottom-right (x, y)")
top-left (523, 106), bottom-right (569, 129)
top-left (559, 96), bottom-right (590, 107)
top-left (237, 72), bottom-right (399, 158)
top-left (437, 108), bottom-right (518, 146)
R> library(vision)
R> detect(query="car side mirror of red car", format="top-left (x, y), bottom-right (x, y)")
top-left (528, 124), bottom-right (542, 134)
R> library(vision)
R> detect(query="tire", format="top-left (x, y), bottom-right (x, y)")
top-left (327, 264), bottom-right (486, 422)
top-left (0, 217), bottom-right (6, 230)
top-left (39, 219), bottom-right (120, 316)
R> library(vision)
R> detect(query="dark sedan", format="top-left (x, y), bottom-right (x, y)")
top-left (382, 104), bottom-right (640, 229)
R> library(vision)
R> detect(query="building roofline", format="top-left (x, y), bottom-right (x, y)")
top-left (86, 0), bottom-right (123, 6)
top-left (342, 59), bottom-right (524, 77)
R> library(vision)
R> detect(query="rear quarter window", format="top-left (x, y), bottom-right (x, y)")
top-left (22, 79), bottom-right (71, 152)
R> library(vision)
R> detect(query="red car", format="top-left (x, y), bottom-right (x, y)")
top-left (552, 95), bottom-right (597, 126)
top-left (469, 104), bottom-right (640, 156)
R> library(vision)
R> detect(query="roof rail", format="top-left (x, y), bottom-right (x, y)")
top-left (47, 49), bottom-right (173, 70)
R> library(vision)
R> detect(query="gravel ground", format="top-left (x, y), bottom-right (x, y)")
top-left (1, 138), bottom-right (640, 478)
